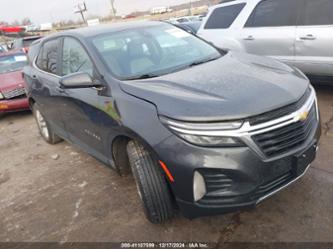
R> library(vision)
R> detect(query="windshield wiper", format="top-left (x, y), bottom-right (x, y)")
top-left (188, 56), bottom-right (220, 68)
top-left (126, 74), bottom-right (160, 80)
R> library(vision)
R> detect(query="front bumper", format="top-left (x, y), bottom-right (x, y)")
top-left (155, 122), bottom-right (320, 218)
top-left (0, 98), bottom-right (29, 113)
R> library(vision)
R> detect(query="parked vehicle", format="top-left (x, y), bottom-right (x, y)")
top-left (24, 21), bottom-right (320, 223)
top-left (198, 0), bottom-right (333, 83)
top-left (0, 52), bottom-right (29, 115)
top-left (172, 21), bottom-right (202, 34)
top-left (168, 15), bottom-right (202, 24)
top-left (11, 35), bottom-right (43, 53)
top-left (0, 44), bottom-right (8, 53)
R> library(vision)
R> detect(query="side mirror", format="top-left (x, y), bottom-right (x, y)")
top-left (59, 72), bottom-right (103, 89)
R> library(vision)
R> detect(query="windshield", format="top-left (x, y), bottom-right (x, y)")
top-left (0, 54), bottom-right (28, 74)
top-left (91, 23), bottom-right (221, 80)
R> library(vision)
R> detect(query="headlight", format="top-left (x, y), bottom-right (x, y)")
top-left (160, 116), bottom-right (245, 147)
top-left (0, 92), bottom-right (4, 100)
top-left (177, 134), bottom-right (242, 146)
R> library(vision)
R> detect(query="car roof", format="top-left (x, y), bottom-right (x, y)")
top-left (18, 35), bottom-right (43, 41)
top-left (217, 0), bottom-right (250, 7)
top-left (48, 21), bottom-right (165, 40)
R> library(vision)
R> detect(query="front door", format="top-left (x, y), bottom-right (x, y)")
top-left (59, 37), bottom-right (117, 164)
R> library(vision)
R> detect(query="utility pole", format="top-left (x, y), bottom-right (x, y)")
top-left (110, 0), bottom-right (117, 19)
top-left (74, 2), bottom-right (87, 23)
top-left (189, 0), bottom-right (193, 15)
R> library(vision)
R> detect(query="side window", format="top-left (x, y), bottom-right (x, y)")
top-left (62, 37), bottom-right (93, 76)
top-left (204, 3), bottom-right (246, 29)
top-left (36, 39), bottom-right (59, 74)
top-left (301, 0), bottom-right (333, 26)
top-left (245, 0), bottom-right (299, 27)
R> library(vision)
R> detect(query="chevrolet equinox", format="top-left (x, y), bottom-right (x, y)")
top-left (23, 22), bottom-right (321, 223)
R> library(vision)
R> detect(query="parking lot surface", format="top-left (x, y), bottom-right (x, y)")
top-left (0, 85), bottom-right (332, 243)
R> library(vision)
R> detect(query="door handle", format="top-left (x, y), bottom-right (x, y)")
top-left (299, 34), bottom-right (316, 40)
top-left (244, 35), bottom-right (255, 41)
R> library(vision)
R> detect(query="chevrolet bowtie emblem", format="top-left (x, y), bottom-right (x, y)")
top-left (298, 111), bottom-right (309, 121)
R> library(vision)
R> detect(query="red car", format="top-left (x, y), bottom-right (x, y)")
top-left (0, 52), bottom-right (29, 115)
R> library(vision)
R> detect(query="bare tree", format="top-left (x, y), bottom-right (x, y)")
top-left (21, 17), bottom-right (32, 26)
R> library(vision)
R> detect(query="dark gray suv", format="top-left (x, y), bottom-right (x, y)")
top-left (23, 22), bottom-right (321, 223)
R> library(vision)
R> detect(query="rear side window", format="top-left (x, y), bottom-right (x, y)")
top-left (36, 39), bottom-right (59, 75)
top-left (245, 0), bottom-right (299, 27)
top-left (204, 3), bottom-right (246, 29)
top-left (300, 0), bottom-right (333, 26)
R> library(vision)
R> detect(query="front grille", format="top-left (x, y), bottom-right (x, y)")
top-left (3, 87), bottom-right (26, 99)
top-left (249, 88), bottom-right (311, 126)
top-left (254, 171), bottom-right (293, 199)
top-left (252, 104), bottom-right (317, 158)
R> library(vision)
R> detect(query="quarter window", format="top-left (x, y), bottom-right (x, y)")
top-left (301, 0), bottom-right (333, 26)
top-left (36, 39), bottom-right (59, 74)
top-left (204, 3), bottom-right (246, 29)
top-left (245, 0), bottom-right (299, 27)
top-left (62, 38), bottom-right (93, 76)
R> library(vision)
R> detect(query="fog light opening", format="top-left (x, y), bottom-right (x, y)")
top-left (193, 171), bottom-right (207, 202)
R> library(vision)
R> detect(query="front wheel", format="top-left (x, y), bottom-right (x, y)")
top-left (32, 103), bottom-right (63, 144)
top-left (127, 140), bottom-right (175, 223)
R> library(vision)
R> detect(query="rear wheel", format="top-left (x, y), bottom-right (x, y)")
top-left (32, 103), bottom-right (63, 144)
top-left (127, 140), bottom-right (174, 223)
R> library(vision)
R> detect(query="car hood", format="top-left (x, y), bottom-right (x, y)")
top-left (120, 52), bottom-right (309, 122)
top-left (0, 70), bottom-right (26, 92)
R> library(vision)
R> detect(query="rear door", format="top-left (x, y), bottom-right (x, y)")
top-left (294, 0), bottom-right (333, 77)
top-left (241, 0), bottom-right (300, 65)
top-left (30, 38), bottom-right (68, 139)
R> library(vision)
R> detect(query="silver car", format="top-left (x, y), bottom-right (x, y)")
top-left (198, 0), bottom-right (333, 83)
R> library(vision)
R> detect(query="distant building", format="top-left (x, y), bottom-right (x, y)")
top-left (150, 6), bottom-right (172, 15)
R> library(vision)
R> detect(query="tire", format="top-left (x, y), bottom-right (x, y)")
top-left (32, 103), bottom-right (63, 144)
top-left (127, 140), bottom-right (174, 223)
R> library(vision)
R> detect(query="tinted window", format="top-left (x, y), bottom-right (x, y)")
top-left (245, 0), bottom-right (299, 27)
top-left (36, 39), bottom-right (59, 74)
top-left (62, 38), bottom-right (93, 76)
top-left (27, 41), bottom-right (41, 65)
top-left (301, 0), bottom-right (333, 25)
top-left (204, 3), bottom-right (246, 29)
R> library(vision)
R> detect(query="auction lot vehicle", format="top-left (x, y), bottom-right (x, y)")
top-left (172, 21), bottom-right (202, 34)
top-left (11, 35), bottom-right (43, 53)
top-left (0, 52), bottom-right (29, 115)
top-left (24, 22), bottom-right (321, 223)
top-left (198, 0), bottom-right (333, 83)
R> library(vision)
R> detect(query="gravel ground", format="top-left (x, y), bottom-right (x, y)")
top-left (0, 85), bottom-right (332, 243)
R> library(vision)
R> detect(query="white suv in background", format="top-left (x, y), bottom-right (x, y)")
top-left (198, 0), bottom-right (333, 83)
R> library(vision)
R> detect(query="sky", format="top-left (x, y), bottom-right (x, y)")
top-left (0, 0), bottom-right (193, 24)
